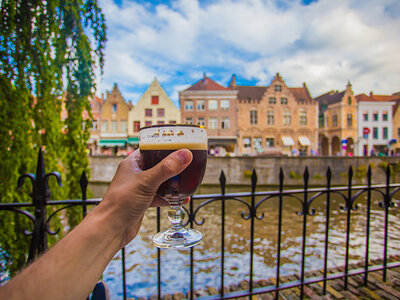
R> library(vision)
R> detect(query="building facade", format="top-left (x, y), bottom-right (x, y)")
top-left (233, 73), bottom-right (318, 156)
top-left (355, 93), bottom-right (395, 156)
top-left (128, 77), bottom-right (180, 144)
top-left (316, 82), bottom-right (357, 156)
top-left (180, 75), bottom-right (239, 156)
top-left (99, 83), bottom-right (132, 156)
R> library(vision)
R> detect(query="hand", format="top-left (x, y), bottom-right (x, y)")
top-left (95, 149), bottom-right (193, 247)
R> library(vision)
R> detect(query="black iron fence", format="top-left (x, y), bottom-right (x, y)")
top-left (1, 149), bottom-right (400, 299)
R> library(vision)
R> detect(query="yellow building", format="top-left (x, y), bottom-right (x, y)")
top-left (316, 82), bottom-right (357, 156)
top-left (128, 78), bottom-right (180, 143)
top-left (99, 83), bottom-right (132, 155)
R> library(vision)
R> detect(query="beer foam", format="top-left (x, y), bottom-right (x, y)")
top-left (139, 125), bottom-right (208, 150)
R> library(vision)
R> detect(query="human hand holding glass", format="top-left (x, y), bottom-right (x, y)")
top-left (139, 124), bottom-right (208, 248)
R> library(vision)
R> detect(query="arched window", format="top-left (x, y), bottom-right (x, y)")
top-left (283, 110), bottom-right (291, 125)
top-left (267, 111), bottom-right (274, 125)
top-left (299, 109), bottom-right (307, 125)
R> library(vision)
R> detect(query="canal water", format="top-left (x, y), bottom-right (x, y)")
top-left (90, 183), bottom-right (400, 299)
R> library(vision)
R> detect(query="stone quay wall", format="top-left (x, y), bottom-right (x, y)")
top-left (90, 155), bottom-right (400, 186)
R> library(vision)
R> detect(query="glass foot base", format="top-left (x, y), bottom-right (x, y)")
top-left (152, 227), bottom-right (203, 249)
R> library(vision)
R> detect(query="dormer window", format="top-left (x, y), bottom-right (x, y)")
top-left (274, 85), bottom-right (282, 92)
top-left (112, 104), bottom-right (117, 112)
top-left (348, 96), bottom-right (352, 105)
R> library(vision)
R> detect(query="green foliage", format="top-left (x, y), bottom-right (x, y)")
top-left (313, 173), bottom-right (323, 180)
top-left (244, 170), bottom-right (253, 178)
top-left (289, 171), bottom-right (302, 179)
top-left (0, 0), bottom-right (106, 274)
top-left (355, 165), bottom-right (368, 180)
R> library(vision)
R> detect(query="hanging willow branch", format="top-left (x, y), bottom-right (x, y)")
top-left (0, 0), bottom-right (106, 274)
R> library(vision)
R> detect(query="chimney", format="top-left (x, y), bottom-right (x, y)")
top-left (229, 74), bottom-right (237, 88)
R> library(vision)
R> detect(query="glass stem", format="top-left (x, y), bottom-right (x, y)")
top-left (168, 204), bottom-right (184, 231)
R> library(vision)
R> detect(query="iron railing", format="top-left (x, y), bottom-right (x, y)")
top-left (1, 149), bottom-right (400, 299)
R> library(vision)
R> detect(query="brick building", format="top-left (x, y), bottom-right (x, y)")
top-left (179, 74), bottom-right (239, 156)
top-left (232, 73), bottom-right (318, 156)
top-left (316, 82), bottom-right (357, 156)
top-left (128, 77), bottom-right (180, 145)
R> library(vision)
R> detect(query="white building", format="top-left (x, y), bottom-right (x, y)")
top-left (356, 93), bottom-right (394, 156)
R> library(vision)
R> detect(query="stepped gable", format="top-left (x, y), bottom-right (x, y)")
top-left (184, 75), bottom-right (229, 91)
top-left (289, 86), bottom-right (313, 102)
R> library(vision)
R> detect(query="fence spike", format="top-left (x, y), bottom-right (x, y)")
top-left (326, 167), bottom-right (332, 183)
top-left (251, 169), bottom-right (257, 193)
top-left (219, 170), bottom-right (226, 195)
top-left (303, 167), bottom-right (309, 184)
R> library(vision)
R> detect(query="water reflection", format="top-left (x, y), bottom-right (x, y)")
top-left (101, 185), bottom-right (400, 299)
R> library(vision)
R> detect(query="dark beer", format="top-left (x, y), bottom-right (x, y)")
top-left (140, 143), bottom-right (207, 204)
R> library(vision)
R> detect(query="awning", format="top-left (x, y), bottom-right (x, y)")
top-left (98, 139), bottom-right (126, 147)
top-left (298, 136), bottom-right (311, 146)
top-left (127, 137), bottom-right (139, 145)
top-left (281, 137), bottom-right (294, 146)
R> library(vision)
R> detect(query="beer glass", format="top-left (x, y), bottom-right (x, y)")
top-left (139, 124), bottom-right (207, 248)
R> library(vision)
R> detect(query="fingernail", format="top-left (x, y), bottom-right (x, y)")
top-left (176, 149), bottom-right (191, 164)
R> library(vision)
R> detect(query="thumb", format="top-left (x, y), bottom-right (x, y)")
top-left (142, 149), bottom-right (193, 189)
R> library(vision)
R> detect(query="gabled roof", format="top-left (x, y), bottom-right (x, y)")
top-left (356, 93), bottom-right (400, 103)
top-left (235, 86), bottom-right (267, 100)
top-left (185, 76), bottom-right (229, 91)
top-left (371, 94), bottom-right (400, 102)
top-left (289, 87), bottom-right (312, 101)
top-left (315, 90), bottom-right (345, 106)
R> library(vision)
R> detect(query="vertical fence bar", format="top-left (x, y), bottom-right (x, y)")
top-left (219, 171), bottom-right (226, 298)
top-left (275, 168), bottom-right (284, 300)
top-left (383, 165), bottom-right (391, 281)
top-left (122, 247), bottom-right (127, 300)
top-left (157, 206), bottom-right (161, 300)
top-left (190, 196), bottom-right (194, 300)
top-left (344, 166), bottom-right (353, 290)
top-left (249, 170), bottom-right (257, 296)
top-left (80, 171), bottom-right (88, 218)
top-left (322, 167), bottom-right (332, 294)
top-left (364, 166), bottom-right (372, 286)
top-left (300, 167), bottom-right (309, 298)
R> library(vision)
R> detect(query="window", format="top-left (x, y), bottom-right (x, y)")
top-left (102, 120), bottom-right (108, 131)
top-left (221, 117), bottom-right (230, 129)
top-left (383, 111), bottom-right (388, 121)
top-left (373, 112), bottom-right (378, 121)
top-left (133, 121), bottom-right (140, 132)
top-left (112, 121), bottom-right (118, 132)
top-left (151, 96), bottom-right (159, 105)
top-left (112, 104), bottom-right (117, 112)
top-left (197, 117), bottom-right (205, 127)
top-left (348, 96), bottom-right (352, 105)
top-left (363, 112), bottom-right (368, 121)
top-left (383, 127), bottom-right (388, 139)
top-left (92, 120), bottom-right (98, 130)
top-left (269, 97), bottom-right (276, 104)
top-left (283, 110), bottom-right (291, 125)
top-left (120, 120), bottom-right (127, 132)
top-left (250, 110), bottom-right (257, 125)
top-left (267, 111), bottom-right (274, 125)
top-left (243, 137), bottom-right (251, 149)
top-left (363, 128), bottom-right (369, 139)
top-left (157, 108), bottom-right (165, 117)
top-left (319, 115), bottom-right (324, 128)
top-left (185, 117), bottom-right (193, 124)
top-left (398, 128), bottom-right (400, 139)
top-left (158, 121), bottom-right (164, 125)
top-left (373, 127), bottom-right (378, 139)
top-left (347, 114), bottom-right (353, 127)
top-left (281, 97), bottom-right (288, 104)
top-left (274, 85), bottom-right (282, 92)
top-left (169, 120), bottom-right (177, 124)
top-left (266, 138), bottom-right (274, 147)
top-left (209, 100), bottom-right (218, 110)
top-left (254, 138), bottom-right (262, 150)
top-left (145, 108), bottom-right (152, 117)
top-left (209, 117), bottom-right (218, 129)
top-left (185, 101), bottom-right (193, 111)
top-left (221, 100), bottom-right (230, 110)
top-left (145, 121), bottom-right (152, 127)
top-left (196, 100), bottom-right (205, 111)
top-left (300, 109), bottom-right (307, 125)
top-left (333, 114), bottom-right (338, 127)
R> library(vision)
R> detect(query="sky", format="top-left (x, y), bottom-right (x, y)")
top-left (95, 0), bottom-right (400, 107)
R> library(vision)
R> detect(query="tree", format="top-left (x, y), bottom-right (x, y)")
top-left (0, 0), bottom-right (106, 274)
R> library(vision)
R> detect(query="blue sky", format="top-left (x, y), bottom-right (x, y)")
top-left (96, 0), bottom-right (400, 107)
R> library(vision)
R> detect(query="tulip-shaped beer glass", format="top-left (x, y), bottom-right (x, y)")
top-left (139, 124), bottom-right (207, 248)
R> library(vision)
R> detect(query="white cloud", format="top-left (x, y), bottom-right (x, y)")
top-left (97, 0), bottom-right (400, 99)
